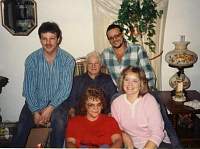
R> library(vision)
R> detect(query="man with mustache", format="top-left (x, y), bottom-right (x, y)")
top-left (11, 22), bottom-right (75, 147)
top-left (102, 24), bottom-right (156, 90)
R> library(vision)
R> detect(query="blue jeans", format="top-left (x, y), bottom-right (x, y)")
top-left (11, 102), bottom-right (68, 147)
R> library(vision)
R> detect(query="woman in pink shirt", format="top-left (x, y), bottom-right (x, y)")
top-left (111, 66), bottom-right (171, 149)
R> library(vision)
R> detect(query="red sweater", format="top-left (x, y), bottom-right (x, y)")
top-left (66, 114), bottom-right (121, 147)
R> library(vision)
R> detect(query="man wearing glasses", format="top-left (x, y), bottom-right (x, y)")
top-left (67, 51), bottom-right (117, 116)
top-left (101, 24), bottom-right (156, 90)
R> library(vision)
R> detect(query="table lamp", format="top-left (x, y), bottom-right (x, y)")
top-left (165, 36), bottom-right (198, 102)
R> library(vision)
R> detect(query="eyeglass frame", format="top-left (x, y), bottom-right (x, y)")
top-left (107, 33), bottom-right (122, 41)
top-left (86, 102), bottom-right (102, 109)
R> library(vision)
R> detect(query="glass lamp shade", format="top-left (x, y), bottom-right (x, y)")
top-left (165, 41), bottom-right (198, 68)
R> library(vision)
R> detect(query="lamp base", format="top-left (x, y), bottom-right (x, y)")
top-left (172, 95), bottom-right (186, 102)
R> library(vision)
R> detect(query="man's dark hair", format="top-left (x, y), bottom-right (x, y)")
top-left (106, 24), bottom-right (123, 34)
top-left (38, 22), bottom-right (62, 43)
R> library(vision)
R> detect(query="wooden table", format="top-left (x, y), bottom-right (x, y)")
top-left (155, 90), bottom-right (200, 147)
top-left (158, 90), bottom-right (200, 112)
top-left (156, 90), bottom-right (200, 127)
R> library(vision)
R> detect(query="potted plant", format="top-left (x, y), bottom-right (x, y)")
top-left (115, 0), bottom-right (163, 53)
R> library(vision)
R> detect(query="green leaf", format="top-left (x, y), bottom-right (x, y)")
top-left (116, 0), bottom-right (163, 53)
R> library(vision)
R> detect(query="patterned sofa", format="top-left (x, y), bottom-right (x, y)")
top-left (74, 57), bottom-right (109, 76)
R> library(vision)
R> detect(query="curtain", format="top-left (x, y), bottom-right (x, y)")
top-left (91, 0), bottom-right (122, 51)
top-left (91, 0), bottom-right (169, 89)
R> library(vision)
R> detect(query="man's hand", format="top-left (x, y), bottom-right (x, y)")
top-left (33, 112), bottom-right (43, 126)
top-left (40, 105), bottom-right (54, 124)
top-left (68, 107), bottom-right (76, 119)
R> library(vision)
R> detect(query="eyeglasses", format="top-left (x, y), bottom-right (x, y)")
top-left (108, 33), bottom-right (122, 41)
top-left (87, 63), bottom-right (100, 67)
top-left (86, 103), bottom-right (102, 109)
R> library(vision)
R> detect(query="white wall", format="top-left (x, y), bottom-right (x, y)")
top-left (0, 0), bottom-right (94, 121)
top-left (162, 0), bottom-right (200, 91)
top-left (0, 0), bottom-right (200, 122)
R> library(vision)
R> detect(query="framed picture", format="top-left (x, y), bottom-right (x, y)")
top-left (1, 0), bottom-right (37, 36)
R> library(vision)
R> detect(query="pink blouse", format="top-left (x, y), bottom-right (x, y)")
top-left (111, 93), bottom-right (170, 148)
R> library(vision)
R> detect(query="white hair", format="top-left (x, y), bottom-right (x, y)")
top-left (86, 50), bottom-right (102, 65)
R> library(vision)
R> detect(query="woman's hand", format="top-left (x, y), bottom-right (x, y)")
top-left (122, 132), bottom-right (134, 149)
top-left (110, 133), bottom-right (123, 148)
top-left (66, 137), bottom-right (77, 147)
top-left (144, 140), bottom-right (157, 149)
